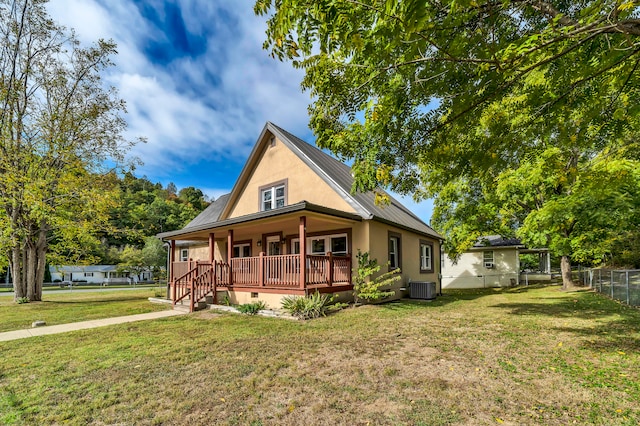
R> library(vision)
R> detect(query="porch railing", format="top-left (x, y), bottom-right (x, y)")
top-left (171, 253), bottom-right (351, 296)
top-left (172, 260), bottom-right (215, 311)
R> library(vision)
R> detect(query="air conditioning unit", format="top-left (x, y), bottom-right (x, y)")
top-left (484, 262), bottom-right (494, 269)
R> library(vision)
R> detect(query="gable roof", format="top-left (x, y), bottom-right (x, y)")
top-left (267, 123), bottom-right (442, 239)
top-left (170, 122), bottom-right (442, 239)
top-left (183, 193), bottom-right (230, 229)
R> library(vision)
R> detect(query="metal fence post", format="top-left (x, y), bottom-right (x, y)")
top-left (611, 272), bottom-right (614, 298)
top-left (626, 271), bottom-right (630, 305)
top-left (598, 269), bottom-right (602, 293)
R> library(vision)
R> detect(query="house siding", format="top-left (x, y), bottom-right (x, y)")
top-left (442, 248), bottom-right (519, 289)
top-left (226, 136), bottom-right (356, 218)
top-left (367, 220), bottom-right (441, 299)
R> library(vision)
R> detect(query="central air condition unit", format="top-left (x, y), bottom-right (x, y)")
top-left (410, 281), bottom-right (437, 300)
top-left (484, 262), bottom-right (494, 269)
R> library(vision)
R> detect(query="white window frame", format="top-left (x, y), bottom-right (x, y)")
top-left (84, 272), bottom-right (94, 277)
top-left (261, 184), bottom-right (286, 211)
top-left (389, 233), bottom-right (401, 270)
top-left (233, 243), bottom-right (251, 258)
top-left (420, 241), bottom-right (433, 272)
top-left (180, 248), bottom-right (189, 262)
top-left (291, 233), bottom-right (348, 256)
top-left (483, 250), bottom-right (494, 268)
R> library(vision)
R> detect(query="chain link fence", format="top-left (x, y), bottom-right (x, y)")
top-left (575, 268), bottom-right (640, 307)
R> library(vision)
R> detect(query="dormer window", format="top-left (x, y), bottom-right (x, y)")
top-left (260, 181), bottom-right (287, 211)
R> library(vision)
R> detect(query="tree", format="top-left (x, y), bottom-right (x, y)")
top-left (178, 186), bottom-right (207, 211)
top-left (352, 250), bottom-right (400, 304)
top-left (141, 236), bottom-right (167, 280)
top-left (255, 0), bottom-right (640, 288)
top-left (0, 0), bottom-right (134, 301)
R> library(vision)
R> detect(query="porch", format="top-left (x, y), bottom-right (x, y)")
top-left (170, 253), bottom-right (352, 311)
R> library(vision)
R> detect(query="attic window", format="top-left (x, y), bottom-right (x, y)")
top-left (260, 180), bottom-right (287, 211)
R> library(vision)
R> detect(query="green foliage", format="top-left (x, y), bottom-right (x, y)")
top-left (352, 251), bottom-right (399, 304)
top-left (256, 0), bottom-right (640, 286)
top-left (15, 297), bottom-right (28, 305)
top-left (237, 301), bottom-right (267, 315)
top-left (0, 0), bottom-right (136, 301)
top-left (281, 291), bottom-right (332, 319)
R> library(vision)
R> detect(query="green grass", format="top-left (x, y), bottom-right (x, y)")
top-left (0, 283), bottom-right (160, 292)
top-left (0, 289), bottom-right (170, 332)
top-left (1, 285), bottom-right (639, 425)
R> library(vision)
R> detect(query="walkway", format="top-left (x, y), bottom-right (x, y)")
top-left (0, 310), bottom-right (185, 342)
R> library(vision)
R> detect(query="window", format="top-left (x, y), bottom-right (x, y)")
top-left (84, 272), bottom-right (94, 277)
top-left (261, 183), bottom-right (286, 211)
top-left (420, 240), bottom-right (433, 273)
top-left (311, 238), bottom-right (325, 255)
top-left (233, 243), bottom-right (251, 258)
top-left (180, 248), bottom-right (188, 262)
top-left (388, 232), bottom-right (401, 270)
top-left (483, 250), bottom-right (494, 268)
top-left (291, 233), bottom-right (348, 255)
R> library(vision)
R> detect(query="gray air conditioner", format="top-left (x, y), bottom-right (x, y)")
top-left (410, 281), bottom-right (437, 300)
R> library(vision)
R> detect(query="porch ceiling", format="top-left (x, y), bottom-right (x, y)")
top-left (160, 202), bottom-right (361, 242)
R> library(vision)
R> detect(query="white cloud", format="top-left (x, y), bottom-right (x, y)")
top-left (47, 0), bottom-right (311, 178)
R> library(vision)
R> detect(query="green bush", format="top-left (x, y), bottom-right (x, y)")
top-left (16, 297), bottom-right (29, 304)
top-left (237, 301), bottom-right (266, 315)
top-left (281, 291), bottom-right (332, 319)
top-left (353, 250), bottom-right (400, 304)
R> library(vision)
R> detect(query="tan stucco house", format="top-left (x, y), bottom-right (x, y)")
top-left (158, 122), bottom-right (442, 311)
top-left (441, 235), bottom-right (550, 289)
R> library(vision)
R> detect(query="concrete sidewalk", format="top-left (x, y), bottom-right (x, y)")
top-left (0, 310), bottom-right (185, 342)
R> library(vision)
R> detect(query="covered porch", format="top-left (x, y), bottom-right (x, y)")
top-left (163, 203), bottom-right (361, 310)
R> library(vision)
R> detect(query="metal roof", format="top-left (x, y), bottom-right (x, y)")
top-left (161, 122), bottom-right (442, 240)
top-left (473, 235), bottom-right (524, 248)
top-left (269, 123), bottom-right (442, 239)
top-left (183, 193), bottom-right (230, 228)
top-left (158, 201), bottom-right (362, 239)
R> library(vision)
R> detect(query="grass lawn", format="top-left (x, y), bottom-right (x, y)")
top-left (1, 285), bottom-right (639, 425)
top-left (0, 289), bottom-right (170, 332)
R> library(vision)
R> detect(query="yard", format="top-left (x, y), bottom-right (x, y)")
top-left (1, 285), bottom-right (638, 425)
top-left (0, 289), bottom-right (169, 332)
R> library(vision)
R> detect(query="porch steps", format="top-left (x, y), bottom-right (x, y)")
top-left (172, 299), bottom-right (208, 312)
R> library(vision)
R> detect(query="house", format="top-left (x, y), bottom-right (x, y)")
top-left (157, 122), bottom-right (443, 311)
top-left (441, 235), bottom-right (551, 289)
top-left (49, 265), bottom-right (153, 285)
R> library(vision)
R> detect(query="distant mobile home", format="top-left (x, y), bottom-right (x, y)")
top-left (442, 236), bottom-right (550, 289)
top-left (49, 265), bottom-right (153, 285)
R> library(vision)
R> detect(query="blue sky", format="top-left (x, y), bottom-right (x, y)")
top-left (47, 0), bottom-right (434, 223)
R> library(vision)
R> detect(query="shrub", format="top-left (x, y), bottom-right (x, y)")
top-left (353, 250), bottom-right (400, 304)
top-left (237, 301), bottom-right (266, 315)
top-left (16, 297), bottom-right (29, 304)
top-left (281, 291), bottom-right (332, 319)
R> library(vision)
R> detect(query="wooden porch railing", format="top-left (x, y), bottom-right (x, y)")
top-left (171, 254), bottom-right (351, 301)
top-left (225, 253), bottom-right (350, 287)
top-left (171, 260), bottom-right (215, 312)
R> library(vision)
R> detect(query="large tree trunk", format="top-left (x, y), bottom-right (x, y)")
top-left (10, 226), bottom-right (48, 302)
top-left (11, 245), bottom-right (26, 300)
top-left (560, 255), bottom-right (574, 290)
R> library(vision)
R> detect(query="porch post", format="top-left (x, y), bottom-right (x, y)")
top-left (227, 229), bottom-right (234, 286)
top-left (327, 252), bottom-right (333, 286)
top-left (259, 252), bottom-right (265, 286)
top-left (170, 240), bottom-right (176, 304)
top-left (209, 233), bottom-right (215, 263)
top-left (299, 216), bottom-right (306, 289)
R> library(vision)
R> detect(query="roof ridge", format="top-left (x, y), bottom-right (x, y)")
top-left (268, 123), bottom-right (373, 218)
top-left (271, 123), bottom-right (434, 230)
